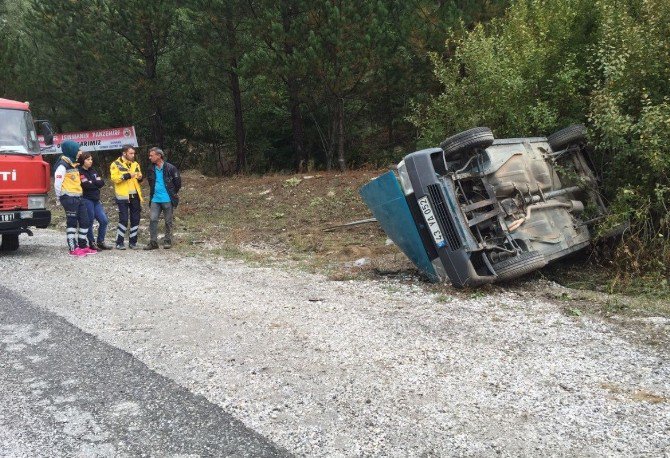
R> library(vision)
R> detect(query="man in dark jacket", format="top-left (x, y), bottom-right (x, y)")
top-left (144, 147), bottom-right (181, 250)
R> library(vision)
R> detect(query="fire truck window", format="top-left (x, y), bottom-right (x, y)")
top-left (23, 111), bottom-right (40, 153)
top-left (0, 109), bottom-right (39, 154)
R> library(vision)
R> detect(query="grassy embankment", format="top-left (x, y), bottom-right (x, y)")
top-left (49, 170), bottom-right (669, 317)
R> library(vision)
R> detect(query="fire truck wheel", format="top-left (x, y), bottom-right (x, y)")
top-left (0, 234), bottom-right (19, 252)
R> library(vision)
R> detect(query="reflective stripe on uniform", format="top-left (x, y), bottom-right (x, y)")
top-left (78, 228), bottom-right (89, 241)
top-left (66, 228), bottom-right (77, 250)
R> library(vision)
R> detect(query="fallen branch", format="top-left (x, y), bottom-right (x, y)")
top-left (323, 218), bottom-right (378, 232)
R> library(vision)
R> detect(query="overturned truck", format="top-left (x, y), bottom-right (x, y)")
top-left (361, 125), bottom-right (609, 288)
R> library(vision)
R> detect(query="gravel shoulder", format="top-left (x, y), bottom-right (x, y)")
top-left (2, 230), bottom-right (669, 456)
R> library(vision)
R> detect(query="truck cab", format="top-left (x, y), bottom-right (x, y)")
top-left (0, 98), bottom-right (52, 252)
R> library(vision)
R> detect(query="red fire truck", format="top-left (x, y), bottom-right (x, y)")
top-left (0, 98), bottom-right (54, 252)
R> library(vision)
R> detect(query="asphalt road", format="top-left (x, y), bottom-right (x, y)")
top-left (0, 285), bottom-right (288, 457)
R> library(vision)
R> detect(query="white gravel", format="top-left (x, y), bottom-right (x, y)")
top-left (2, 229), bottom-right (669, 456)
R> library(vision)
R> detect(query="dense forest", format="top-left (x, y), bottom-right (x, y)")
top-left (0, 0), bottom-right (506, 173)
top-left (1, 0), bottom-right (669, 278)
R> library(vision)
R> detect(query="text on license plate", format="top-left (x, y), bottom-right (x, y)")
top-left (0, 213), bottom-right (15, 222)
top-left (417, 196), bottom-right (445, 248)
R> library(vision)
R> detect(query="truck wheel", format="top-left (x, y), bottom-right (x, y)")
top-left (0, 234), bottom-right (19, 252)
top-left (547, 124), bottom-right (586, 151)
top-left (439, 127), bottom-right (494, 159)
top-left (491, 251), bottom-right (547, 282)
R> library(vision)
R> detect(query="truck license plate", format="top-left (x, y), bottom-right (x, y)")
top-left (0, 213), bottom-right (15, 222)
top-left (418, 196), bottom-right (445, 248)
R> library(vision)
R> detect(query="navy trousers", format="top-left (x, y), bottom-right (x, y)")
top-left (60, 195), bottom-right (90, 251)
top-left (116, 195), bottom-right (141, 246)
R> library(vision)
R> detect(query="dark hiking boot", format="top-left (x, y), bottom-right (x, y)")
top-left (163, 240), bottom-right (172, 249)
top-left (144, 241), bottom-right (159, 250)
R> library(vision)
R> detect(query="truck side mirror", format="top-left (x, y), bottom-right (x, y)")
top-left (37, 121), bottom-right (54, 146)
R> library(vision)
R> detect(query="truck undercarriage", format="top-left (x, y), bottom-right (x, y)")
top-left (361, 125), bottom-right (612, 288)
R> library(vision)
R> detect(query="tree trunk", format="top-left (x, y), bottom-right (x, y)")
top-left (229, 68), bottom-right (247, 173)
top-left (337, 97), bottom-right (346, 171)
top-left (144, 35), bottom-right (164, 147)
top-left (326, 110), bottom-right (337, 171)
top-left (386, 79), bottom-right (394, 147)
top-left (287, 78), bottom-right (307, 172)
top-left (225, 16), bottom-right (247, 173)
top-left (281, 1), bottom-right (307, 171)
top-left (151, 107), bottom-right (165, 148)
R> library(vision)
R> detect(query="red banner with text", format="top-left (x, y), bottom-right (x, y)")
top-left (39, 126), bottom-right (138, 155)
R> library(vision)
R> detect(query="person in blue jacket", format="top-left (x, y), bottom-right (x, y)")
top-left (78, 152), bottom-right (111, 250)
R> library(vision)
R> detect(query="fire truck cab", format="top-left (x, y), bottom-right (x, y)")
top-left (0, 98), bottom-right (53, 252)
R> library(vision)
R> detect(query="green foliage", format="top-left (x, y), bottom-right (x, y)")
top-left (411, 0), bottom-right (593, 145)
top-left (587, 0), bottom-right (670, 277)
top-left (0, 0), bottom-right (18, 95)
top-left (283, 177), bottom-right (302, 187)
top-left (414, 0), bottom-right (670, 277)
top-left (566, 307), bottom-right (582, 317)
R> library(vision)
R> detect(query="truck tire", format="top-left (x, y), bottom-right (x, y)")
top-left (0, 234), bottom-right (19, 252)
top-left (547, 124), bottom-right (586, 151)
top-left (439, 127), bottom-right (494, 159)
top-left (491, 250), bottom-right (547, 282)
